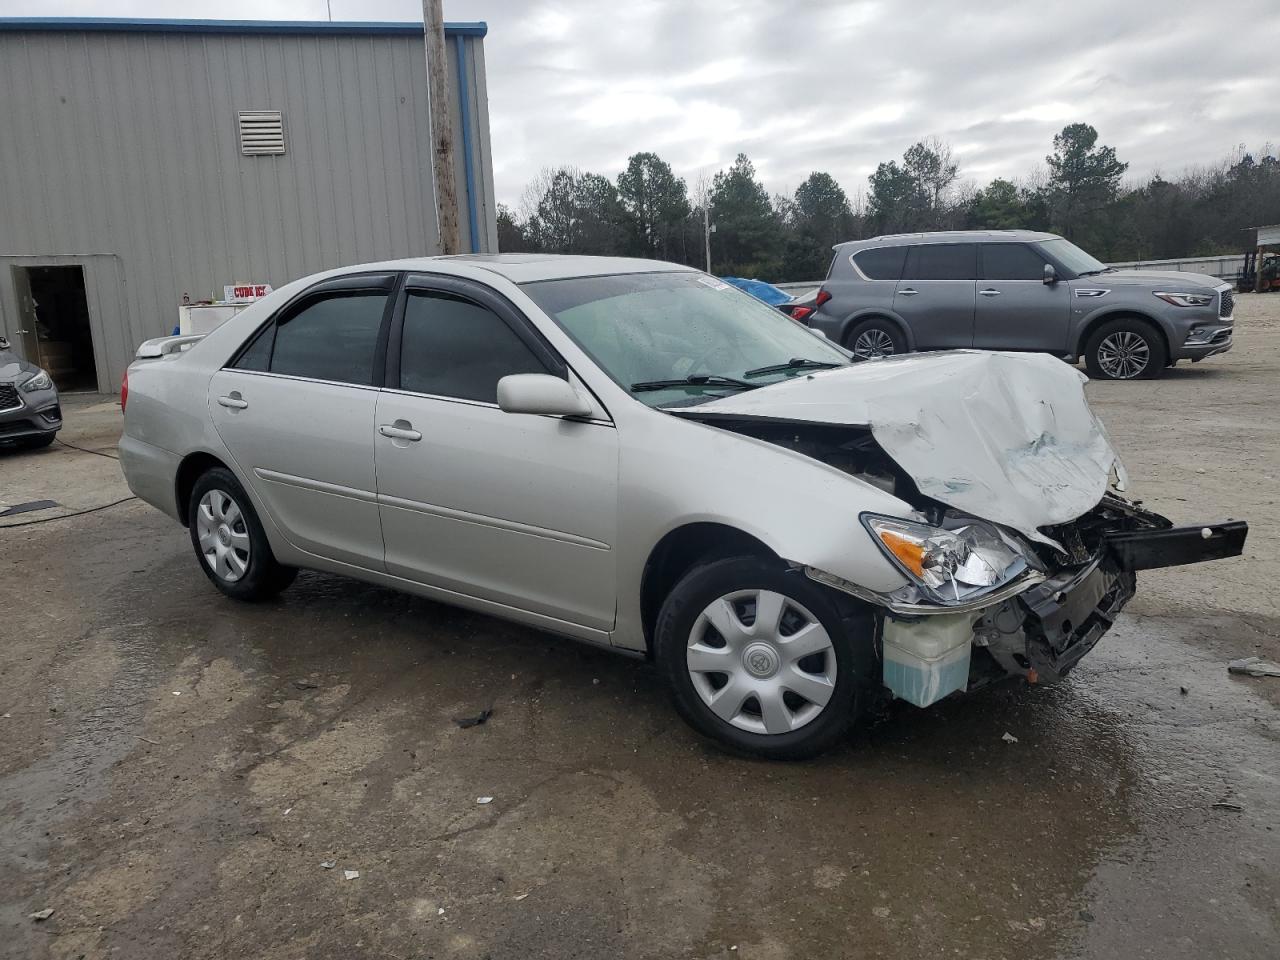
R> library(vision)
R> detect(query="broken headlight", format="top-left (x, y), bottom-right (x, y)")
top-left (862, 514), bottom-right (1034, 606)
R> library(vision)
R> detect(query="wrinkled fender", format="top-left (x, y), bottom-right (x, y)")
top-left (611, 411), bottom-right (914, 650)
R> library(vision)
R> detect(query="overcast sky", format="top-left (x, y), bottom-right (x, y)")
top-left (6, 0), bottom-right (1277, 208)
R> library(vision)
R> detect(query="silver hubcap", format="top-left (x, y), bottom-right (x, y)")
top-left (1097, 331), bottom-right (1150, 379)
top-left (852, 328), bottom-right (895, 360)
top-left (686, 589), bottom-right (837, 736)
top-left (196, 489), bottom-right (251, 582)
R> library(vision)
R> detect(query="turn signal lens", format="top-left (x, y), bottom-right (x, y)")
top-left (878, 530), bottom-right (925, 576)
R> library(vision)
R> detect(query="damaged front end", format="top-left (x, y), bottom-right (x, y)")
top-left (814, 496), bottom-right (1247, 708)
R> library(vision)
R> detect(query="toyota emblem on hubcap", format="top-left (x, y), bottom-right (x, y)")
top-left (743, 642), bottom-right (779, 678)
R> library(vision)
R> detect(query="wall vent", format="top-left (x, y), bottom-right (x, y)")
top-left (237, 111), bottom-right (285, 156)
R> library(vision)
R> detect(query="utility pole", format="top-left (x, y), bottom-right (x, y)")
top-left (423, 0), bottom-right (461, 254)
top-left (703, 204), bottom-right (712, 274)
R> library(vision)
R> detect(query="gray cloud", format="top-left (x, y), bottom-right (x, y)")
top-left (10, 0), bottom-right (1278, 204)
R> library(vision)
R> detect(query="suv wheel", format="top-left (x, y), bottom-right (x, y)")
top-left (845, 318), bottom-right (905, 360)
top-left (1084, 318), bottom-right (1167, 380)
top-left (655, 556), bottom-right (868, 760)
top-left (189, 467), bottom-right (297, 601)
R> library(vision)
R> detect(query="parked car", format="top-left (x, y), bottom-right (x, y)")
top-left (0, 334), bottom-right (62, 449)
top-left (721, 276), bottom-right (794, 307)
top-left (118, 256), bottom-right (1246, 758)
top-left (806, 230), bottom-right (1235, 379)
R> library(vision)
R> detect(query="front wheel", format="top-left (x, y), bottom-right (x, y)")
top-left (845, 318), bottom-right (906, 361)
top-left (188, 467), bottom-right (297, 601)
top-left (655, 556), bottom-right (870, 760)
top-left (1084, 318), bottom-right (1167, 380)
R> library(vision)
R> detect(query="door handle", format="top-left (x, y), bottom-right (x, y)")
top-left (979, 288), bottom-right (1002, 297)
top-left (217, 395), bottom-right (248, 409)
top-left (897, 288), bottom-right (919, 296)
top-left (378, 423), bottom-right (422, 442)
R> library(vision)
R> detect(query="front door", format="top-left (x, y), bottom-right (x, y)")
top-left (208, 273), bottom-right (396, 570)
top-left (972, 243), bottom-right (1073, 351)
top-left (894, 243), bottom-right (977, 349)
top-left (374, 275), bottom-right (619, 631)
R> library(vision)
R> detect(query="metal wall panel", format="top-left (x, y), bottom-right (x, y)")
top-left (0, 26), bottom-right (495, 391)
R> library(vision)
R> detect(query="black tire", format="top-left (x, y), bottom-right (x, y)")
top-left (844, 317), bottom-right (906, 360)
top-left (188, 467), bottom-right (297, 601)
top-left (19, 432), bottom-right (56, 449)
top-left (654, 555), bottom-right (872, 760)
top-left (1084, 317), bottom-right (1167, 380)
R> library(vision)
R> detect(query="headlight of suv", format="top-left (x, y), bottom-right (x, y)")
top-left (861, 514), bottom-right (1035, 606)
top-left (20, 369), bottom-right (53, 393)
top-left (1154, 291), bottom-right (1214, 307)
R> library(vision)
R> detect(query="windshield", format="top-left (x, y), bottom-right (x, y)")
top-left (1038, 237), bottom-right (1108, 276)
top-left (520, 272), bottom-right (849, 407)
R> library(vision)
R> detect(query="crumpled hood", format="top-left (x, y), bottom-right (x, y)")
top-left (693, 351), bottom-right (1120, 545)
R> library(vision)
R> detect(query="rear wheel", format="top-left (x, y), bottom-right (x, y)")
top-left (1084, 318), bottom-right (1167, 380)
top-left (188, 467), bottom-right (296, 601)
top-left (655, 556), bottom-right (869, 760)
top-left (845, 318), bottom-right (906, 360)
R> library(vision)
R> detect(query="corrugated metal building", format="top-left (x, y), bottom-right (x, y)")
top-left (0, 17), bottom-right (497, 393)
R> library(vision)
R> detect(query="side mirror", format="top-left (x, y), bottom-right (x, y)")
top-left (0, 335), bottom-right (9, 350)
top-left (497, 374), bottom-right (592, 418)
top-left (1043, 264), bottom-right (1057, 285)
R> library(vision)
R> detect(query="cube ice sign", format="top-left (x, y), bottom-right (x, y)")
top-left (224, 283), bottom-right (273, 303)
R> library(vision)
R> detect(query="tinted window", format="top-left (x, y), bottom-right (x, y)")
top-left (904, 244), bottom-right (976, 281)
top-left (232, 322), bottom-right (275, 371)
top-left (852, 246), bottom-right (907, 281)
top-left (269, 293), bottom-right (387, 384)
top-left (982, 243), bottom-right (1048, 281)
top-left (399, 291), bottom-right (547, 402)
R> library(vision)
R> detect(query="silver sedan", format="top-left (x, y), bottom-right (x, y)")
top-left (118, 256), bottom-right (1245, 758)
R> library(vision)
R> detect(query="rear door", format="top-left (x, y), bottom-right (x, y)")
top-left (973, 243), bottom-right (1072, 351)
top-left (894, 243), bottom-right (977, 349)
top-left (208, 273), bottom-right (395, 570)
top-left (373, 274), bottom-right (619, 631)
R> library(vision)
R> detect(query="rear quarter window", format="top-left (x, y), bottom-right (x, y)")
top-left (851, 246), bottom-right (908, 281)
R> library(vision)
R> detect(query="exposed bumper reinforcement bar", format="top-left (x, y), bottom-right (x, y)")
top-left (1105, 520), bottom-right (1248, 571)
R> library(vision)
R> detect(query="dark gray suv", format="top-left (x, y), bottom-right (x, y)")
top-left (807, 230), bottom-right (1234, 379)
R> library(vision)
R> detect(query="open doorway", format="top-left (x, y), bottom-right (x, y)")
top-left (11, 266), bottom-right (98, 392)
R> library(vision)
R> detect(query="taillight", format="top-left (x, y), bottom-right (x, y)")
top-left (790, 306), bottom-right (814, 322)
top-left (120, 370), bottom-right (129, 411)
top-left (814, 289), bottom-right (832, 308)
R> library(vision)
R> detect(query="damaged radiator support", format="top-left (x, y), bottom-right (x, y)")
top-left (1105, 520), bottom-right (1248, 571)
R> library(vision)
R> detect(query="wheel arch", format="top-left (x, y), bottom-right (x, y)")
top-left (175, 451), bottom-right (234, 526)
top-left (1074, 309), bottom-right (1171, 360)
top-left (639, 522), bottom-right (780, 655)
top-left (838, 310), bottom-right (915, 350)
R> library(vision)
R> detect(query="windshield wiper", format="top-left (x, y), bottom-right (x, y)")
top-left (630, 374), bottom-right (759, 393)
top-left (743, 357), bottom-right (844, 378)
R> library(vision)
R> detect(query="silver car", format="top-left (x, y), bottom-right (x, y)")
top-left (808, 231), bottom-right (1235, 379)
top-left (0, 334), bottom-right (61, 449)
top-left (118, 256), bottom-right (1245, 758)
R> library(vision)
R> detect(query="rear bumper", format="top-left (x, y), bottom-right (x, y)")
top-left (118, 434), bottom-right (182, 522)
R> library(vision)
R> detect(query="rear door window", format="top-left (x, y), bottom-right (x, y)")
top-left (904, 244), bottom-right (977, 281)
top-left (852, 246), bottom-right (908, 281)
top-left (981, 243), bottom-right (1048, 281)
top-left (268, 293), bottom-right (388, 385)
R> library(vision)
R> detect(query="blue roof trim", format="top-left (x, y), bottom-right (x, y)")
top-left (0, 18), bottom-right (488, 38)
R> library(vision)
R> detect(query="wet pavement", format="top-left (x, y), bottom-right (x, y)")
top-left (3, 297), bottom-right (1279, 959)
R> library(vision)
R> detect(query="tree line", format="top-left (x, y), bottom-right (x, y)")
top-left (497, 124), bottom-right (1280, 280)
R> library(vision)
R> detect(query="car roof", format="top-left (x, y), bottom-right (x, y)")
top-left (835, 230), bottom-right (1060, 252)
top-left (345, 253), bottom-right (699, 284)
